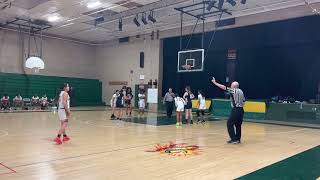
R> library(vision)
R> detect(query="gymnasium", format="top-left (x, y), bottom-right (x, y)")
top-left (0, 0), bottom-right (319, 179)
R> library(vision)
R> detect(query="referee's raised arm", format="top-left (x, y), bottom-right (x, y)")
top-left (211, 77), bottom-right (227, 91)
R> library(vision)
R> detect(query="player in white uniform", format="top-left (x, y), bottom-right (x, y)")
top-left (110, 90), bottom-right (119, 119)
top-left (196, 90), bottom-right (206, 123)
top-left (138, 89), bottom-right (146, 115)
top-left (54, 83), bottom-right (71, 145)
top-left (174, 93), bottom-right (185, 127)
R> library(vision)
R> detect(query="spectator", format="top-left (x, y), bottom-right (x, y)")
top-left (1, 94), bottom-right (10, 110)
top-left (32, 94), bottom-right (40, 109)
top-left (41, 94), bottom-right (49, 110)
top-left (13, 94), bottom-right (23, 110)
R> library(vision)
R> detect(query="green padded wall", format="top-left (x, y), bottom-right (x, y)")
top-left (0, 72), bottom-right (103, 106)
top-left (266, 103), bottom-right (320, 124)
top-left (211, 99), bottom-right (266, 120)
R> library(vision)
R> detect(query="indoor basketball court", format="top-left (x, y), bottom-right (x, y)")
top-left (0, 0), bottom-right (320, 180)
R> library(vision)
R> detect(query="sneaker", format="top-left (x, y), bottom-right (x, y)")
top-left (231, 140), bottom-right (240, 144)
top-left (227, 140), bottom-right (240, 144)
top-left (54, 137), bottom-right (62, 145)
top-left (227, 140), bottom-right (234, 144)
top-left (63, 136), bottom-right (70, 142)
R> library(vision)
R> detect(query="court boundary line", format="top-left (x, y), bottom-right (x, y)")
top-left (0, 130), bottom-right (8, 138)
top-left (0, 162), bottom-right (16, 176)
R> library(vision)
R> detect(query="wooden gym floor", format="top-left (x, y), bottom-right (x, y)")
top-left (0, 109), bottom-right (319, 180)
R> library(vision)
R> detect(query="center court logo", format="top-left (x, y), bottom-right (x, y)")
top-left (146, 142), bottom-right (201, 156)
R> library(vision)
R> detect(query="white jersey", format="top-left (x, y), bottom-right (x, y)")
top-left (58, 91), bottom-right (70, 109)
top-left (58, 91), bottom-right (70, 121)
top-left (138, 93), bottom-right (146, 109)
top-left (175, 97), bottom-right (185, 112)
top-left (198, 94), bottom-right (206, 110)
top-left (110, 93), bottom-right (117, 106)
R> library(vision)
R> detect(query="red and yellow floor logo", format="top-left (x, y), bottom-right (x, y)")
top-left (146, 142), bottom-right (201, 156)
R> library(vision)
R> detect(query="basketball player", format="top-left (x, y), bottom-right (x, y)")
top-left (53, 83), bottom-right (71, 145)
top-left (138, 89), bottom-right (146, 115)
top-left (174, 93), bottom-right (185, 127)
top-left (183, 86), bottom-right (195, 124)
top-left (125, 87), bottom-right (133, 117)
top-left (116, 90), bottom-right (124, 120)
top-left (110, 90), bottom-right (119, 119)
top-left (197, 90), bottom-right (206, 123)
top-left (211, 77), bottom-right (245, 144)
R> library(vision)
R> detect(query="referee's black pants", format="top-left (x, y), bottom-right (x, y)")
top-left (165, 101), bottom-right (174, 118)
top-left (227, 107), bottom-right (244, 141)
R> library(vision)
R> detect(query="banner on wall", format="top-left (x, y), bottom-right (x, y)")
top-left (109, 81), bottom-right (128, 85)
top-left (227, 49), bottom-right (237, 60)
top-left (147, 88), bottom-right (158, 104)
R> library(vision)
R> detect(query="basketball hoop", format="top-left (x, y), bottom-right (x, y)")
top-left (182, 64), bottom-right (192, 70)
top-left (32, 67), bottom-right (40, 74)
top-left (25, 56), bottom-right (45, 74)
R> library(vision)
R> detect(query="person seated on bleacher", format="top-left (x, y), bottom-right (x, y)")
top-left (40, 94), bottom-right (49, 110)
top-left (31, 94), bottom-right (40, 109)
top-left (1, 94), bottom-right (10, 110)
top-left (13, 94), bottom-right (23, 110)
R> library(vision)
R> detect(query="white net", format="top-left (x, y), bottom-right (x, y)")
top-left (32, 67), bottom-right (40, 74)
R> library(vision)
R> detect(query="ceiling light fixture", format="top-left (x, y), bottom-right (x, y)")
top-left (148, 11), bottom-right (156, 23)
top-left (133, 14), bottom-right (140, 27)
top-left (48, 15), bottom-right (60, 22)
top-left (141, 12), bottom-right (148, 25)
top-left (217, 0), bottom-right (224, 10)
top-left (207, 0), bottom-right (216, 11)
top-left (226, 0), bottom-right (236, 6)
top-left (87, 1), bottom-right (102, 9)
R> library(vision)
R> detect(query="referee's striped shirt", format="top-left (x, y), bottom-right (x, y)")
top-left (226, 87), bottom-right (245, 108)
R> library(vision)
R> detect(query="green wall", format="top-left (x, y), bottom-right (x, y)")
top-left (0, 72), bottom-right (103, 106)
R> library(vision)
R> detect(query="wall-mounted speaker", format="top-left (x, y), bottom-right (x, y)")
top-left (140, 52), bottom-right (144, 68)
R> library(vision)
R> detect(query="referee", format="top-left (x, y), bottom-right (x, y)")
top-left (163, 88), bottom-right (175, 118)
top-left (211, 77), bottom-right (245, 144)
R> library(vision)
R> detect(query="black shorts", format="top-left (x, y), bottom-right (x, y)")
top-left (185, 103), bottom-right (192, 109)
top-left (116, 103), bottom-right (124, 108)
top-left (125, 101), bottom-right (131, 106)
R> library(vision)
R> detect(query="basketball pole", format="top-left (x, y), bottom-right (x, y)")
top-left (202, 0), bottom-right (205, 49)
top-left (177, 11), bottom-right (183, 93)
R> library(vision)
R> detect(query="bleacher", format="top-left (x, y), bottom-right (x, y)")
top-left (0, 72), bottom-right (104, 107)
